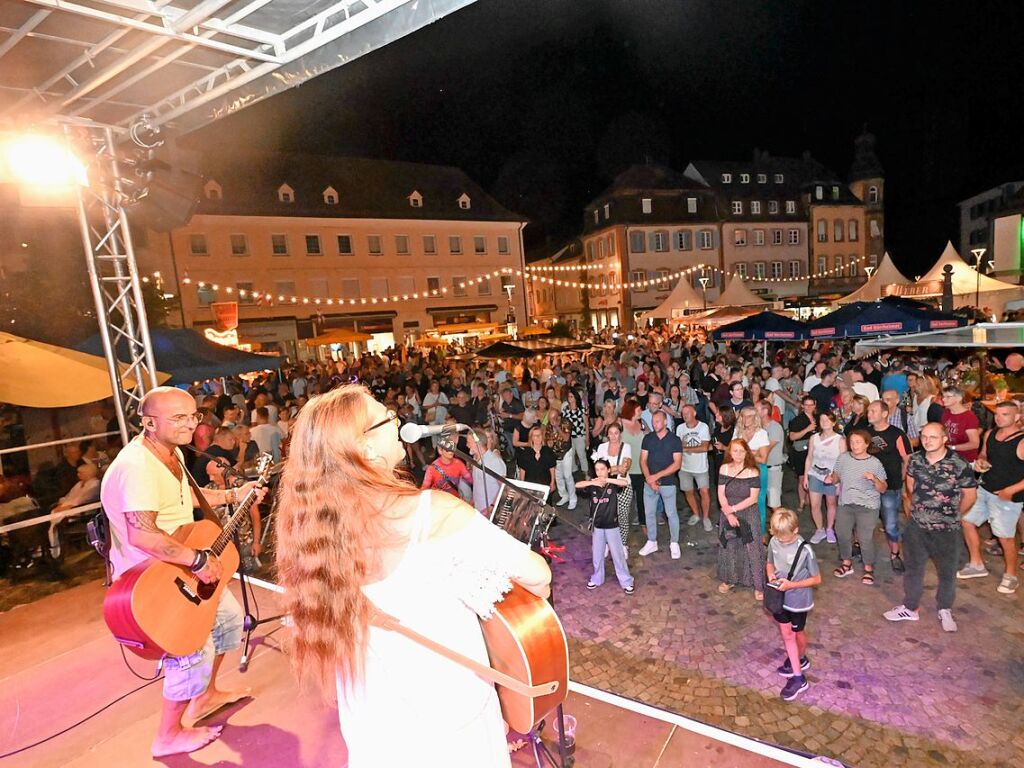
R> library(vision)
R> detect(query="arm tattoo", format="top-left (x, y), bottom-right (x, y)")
top-left (124, 511), bottom-right (160, 533)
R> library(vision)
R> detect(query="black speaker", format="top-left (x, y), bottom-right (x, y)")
top-left (124, 139), bottom-right (203, 232)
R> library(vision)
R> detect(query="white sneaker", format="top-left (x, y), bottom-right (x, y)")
top-left (638, 541), bottom-right (659, 557)
top-left (567, 499), bottom-right (577, 511)
top-left (554, 496), bottom-right (568, 506)
top-left (937, 609), bottom-right (958, 632)
top-left (702, 518), bottom-right (713, 532)
top-left (883, 605), bottom-right (919, 622)
top-left (809, 529), bottom-right (828, 545)
top-left (687, 514), bottom-right (700, 526)
top-left (670, 543), bottom-right (681, 559)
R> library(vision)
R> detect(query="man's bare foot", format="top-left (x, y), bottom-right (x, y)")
top-left (181, 687), bottom-right (252, 728)
top-left (151, 725), bottom-right (222, 757)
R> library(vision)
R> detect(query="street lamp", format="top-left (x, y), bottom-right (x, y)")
top-left (698, 276), bottom-right (711, 312)
top-left (864, 265), bottom-right (876, 280)
top-left (971, 247), bottom-right (986, 310)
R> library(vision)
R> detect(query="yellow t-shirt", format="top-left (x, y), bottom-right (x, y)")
top-left (100, 436), bottom-right (195, 580)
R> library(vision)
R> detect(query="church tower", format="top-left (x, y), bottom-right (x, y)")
top-left (848, 127), bottom-right (885, 266)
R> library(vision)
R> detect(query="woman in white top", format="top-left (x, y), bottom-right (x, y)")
top-left (803, 411), bottom-right (847, 545)
top-left (591, 422), bottom-right (633, 552)
top-left (732, 407), bottom-right (769, 464)
top-left (276, 386), bottom-right (551, 768)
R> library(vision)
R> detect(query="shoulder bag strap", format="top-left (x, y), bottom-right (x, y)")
top-left (179, 460), bottom-right (224, 525)
top-left (787, 540), bottom-right (808, 581)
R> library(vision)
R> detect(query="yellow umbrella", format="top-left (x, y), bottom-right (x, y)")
top-left (518, 325), bottom-right (551, 337)
top-left (0, 332), bottom-right (170, 408)
top-left (304, 328), bottom-right (372, 346)
top-left (477, 332), bottom-right (511, 343)
top-left (414, 337), bottom-right (448, 347)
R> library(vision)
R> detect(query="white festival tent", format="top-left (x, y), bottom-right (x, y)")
top-left (640, 275), bottom-right (709, 322)
top-left (917, 242), bottom-right (1023, 315)
top-left (711, 274), bottom-right (770, 308)
top-left (836, 252), bottom-right (911, 303)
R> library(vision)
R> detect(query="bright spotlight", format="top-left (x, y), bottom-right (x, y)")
top-left (1, 134), bottom-right (87, 187)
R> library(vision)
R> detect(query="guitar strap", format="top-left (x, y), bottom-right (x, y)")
top-left (178, 458), bottom-right (225, 525)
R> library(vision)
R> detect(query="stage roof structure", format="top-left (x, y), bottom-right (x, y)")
top-left (854, 322), bottom-right (1024, 354)
top-left (0, 0), bottom-right (478, 134)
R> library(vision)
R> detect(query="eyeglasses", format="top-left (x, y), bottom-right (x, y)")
top-left (365, 409), bottom-right (399, 433)
top-left (148, 412), bottom-right (204, 426)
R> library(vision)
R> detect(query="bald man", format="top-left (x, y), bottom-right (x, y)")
top-left (100, 386), bottom-right (266, 757)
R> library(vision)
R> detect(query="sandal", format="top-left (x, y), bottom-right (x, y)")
top-left (718, 583), bottom-right (734, 594)
top-left (833, 562), bottom-right (854, 578)
top-left (862, 570), bottom-right (875, 586)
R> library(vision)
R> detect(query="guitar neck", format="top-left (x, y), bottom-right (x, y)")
top-left (211, 486), bottom-right (258, 555)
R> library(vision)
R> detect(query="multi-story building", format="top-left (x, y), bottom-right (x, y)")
top-left (958, 181), bottom-right (1024, 270)
top-left (136, 154), bottom-right (528, 357)
top-left (527, 239), bottom-right (586, 328)
top-left (990, 190), bottom-right (1024, 283)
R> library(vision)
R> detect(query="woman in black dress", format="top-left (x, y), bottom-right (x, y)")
top-left (716, 439), bottom-right (765, 600)
top-left (516, 425), bottom-right (557, 498)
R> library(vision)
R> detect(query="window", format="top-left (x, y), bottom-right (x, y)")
top-left (236, 281), bottom-right (255, 305)
top-left (309, 278), bottom-right (329, 299)
top-left (641, 198), bottom-right (652, 214)
top-left (448, 235), bottom-right (462, 255)
top-left (370, 277), bottom-right (389, 297)
top-left (788, 229), bottom-right (800, 245)
top-left (788, 260), bottom-right (801, 278)
top-left (305, 235), bottom-right (322, 255)
top-left (230, 234), bottom-right (248, 256)
top-left (768, 200), bottom-right (779, 215)
top-left (275, 280), bottom-right (297, 299)
top-left (473, 236), bottom-right (486, 255)
top-left (323, 186), bottom-right (338, 205)
top-left (197, 285), bottom-right (217, 306)
top-left (734, 229), bottom-right (747, 246)
top-left (817, 220), bottom-right (828, 242)
top-left (833, 220), bottom-right (844, 242)
top-left (772, 229), bottom-right (783, 245)
top-left (478, 278), bottom-right (492, 296)
top-left (754, 229), bottom-right (765, 246)
top-left (848, 220), bottom-right (858, 241)
top-left (771, 261), bottom-right (783, 280)
top-left (868, 186), bottom-right (879, 204)
top-left (598, 239), bottom-right (606, 258)
top-left (368, 235), bottom-right (382, 255)
top-left (593, 209), bottom-right (599, 224)
top-left (586, 241), bottom-right (595, 261)
top-left (774, 173), bottom-right (784, 183)
top-left (396, 276), bottom-right (416, 296)
top-left (870, 219), bottom-right (881, 238)
top-left (815, 185), bottom-right (823, 200)
top-left (204, 180), bottom-right (222, 200)
top-left (457, 193), bottom-right (471, 210)
top-left (629, 231), bottom-right (646, 253)
top-left (698, 230), bottom-right (714, 250)
top-left (652, 231), bottom-right (668, 252)
top-left (868, 254), bottom-right (878, 269)
top-left (757, 173), bottom-right (767, 184)
top-left (675, 230), bottom-right (692, 250)
top-left (751, 200), bottom-right (762, 215)
top-left (687, 197), bottom-right (698, 213)
top-left (731, 201), bottom-right (744, 215)
top-left (500, 275), bottom-right (514, 294)
top-left (816, 256), bottom-right (827, 274)
top-left (735, 263), bottom-right (748, 278)
top-left (452, 276), bottom-right (467, 297)
top-left (423, 235), bottom-right (436, 255)
top-left (409, 190), bottom-right (423, 208)
top-left (753, 262), bottom-right (766, 279)
top-left (189, 234), bottom-right (208, 255)
top-left (426, 277), bottom-right (441, 294)
top-left (740, 173), bottom-right (750, 184)
top-left (630, 270), bottom-right (646, 291)
top-left (831, 186), bottom-right (840, 200)
top-left (785, 200), bottom-right (796, 214)
top-left (603, 203), bottom-right (610, 219)
top-left (336, 234), bottom-right (353, 255)
top-left (721, 173), bottom-right (732, 183)
top-left (497, 236), bottom-right (510, 254)
top-left (848, 259), bottom-right (859, 277)
top-left (341, 278), bottom-right (360, 299)
top-left (834, 255), bottom-right (844, 272)
top-left (395, 235), bottom-right (410, 255)
top-left (277, 184), bottom-right (294, 203)
top-left (655, 269), bottom-right (671, 287)
top-left (607, 235), bottom-right (615, 255)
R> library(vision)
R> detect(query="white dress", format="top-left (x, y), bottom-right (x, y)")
top-left (337, 491), bottom-right (532, 768)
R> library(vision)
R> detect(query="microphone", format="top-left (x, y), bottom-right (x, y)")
top-left (399, 422), bottom-right (472, 444)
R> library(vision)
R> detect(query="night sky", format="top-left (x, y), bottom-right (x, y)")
top-left (191, 0), bottom-right (1024, 276)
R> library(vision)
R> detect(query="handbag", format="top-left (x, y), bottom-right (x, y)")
top-left (764, 540), bottom-right (807, 614)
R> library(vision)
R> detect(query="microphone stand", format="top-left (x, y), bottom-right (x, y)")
top-left (435, 432), bottom-right (578, 768)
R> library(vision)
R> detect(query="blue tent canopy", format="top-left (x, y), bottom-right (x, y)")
top-left (78, 328), bottom-right (285, 384)
top-left (712, 311), bottom-right (807, 341)
top-left (805, 297), bottom-right (965, 340)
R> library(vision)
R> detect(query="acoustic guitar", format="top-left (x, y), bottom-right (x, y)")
top-left (103, 454), bottom-right (273, 660)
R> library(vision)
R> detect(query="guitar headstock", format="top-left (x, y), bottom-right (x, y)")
top-left (255, 453), bottom-right (274, 483)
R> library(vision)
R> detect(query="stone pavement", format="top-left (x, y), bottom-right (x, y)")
top-left (548, 475), bottom-right (1024, 768)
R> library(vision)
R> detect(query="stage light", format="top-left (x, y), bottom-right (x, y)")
top-left (1, 133), bottom-right (87, 187)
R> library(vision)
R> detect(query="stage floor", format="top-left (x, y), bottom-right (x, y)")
top-left (0, 579), bottom-right (820, 768)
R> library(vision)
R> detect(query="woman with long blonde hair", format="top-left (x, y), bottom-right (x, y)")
top-left (276, 386), bottom-right (551, 767)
